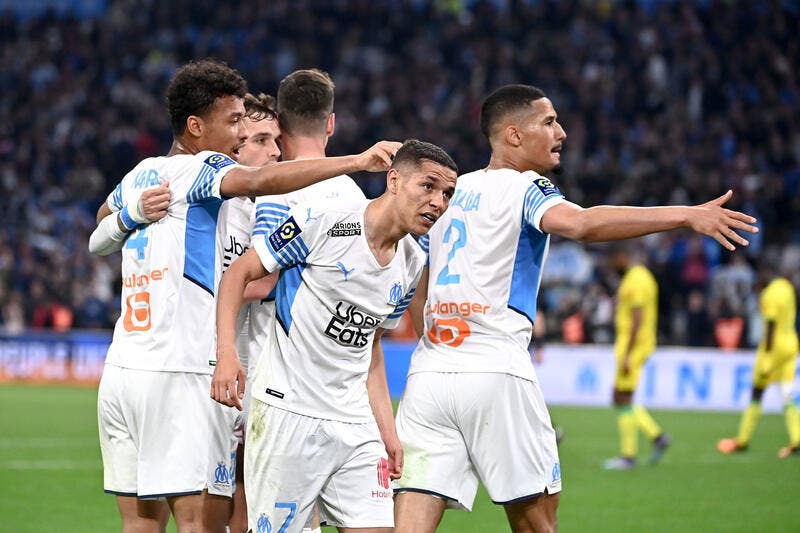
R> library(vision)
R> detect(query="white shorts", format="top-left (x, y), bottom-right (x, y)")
top-left (98, 364), bottom-right (230, 498)
top-left (245, 401), bottom-right (394, 532)
top-left (207, 396), bottom-right (240, 497)
top-left (395, 372), bottom-right (561, 511)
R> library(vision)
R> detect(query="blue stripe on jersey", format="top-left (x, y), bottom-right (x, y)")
top-left (274, 265), bottom-right (305, 334)
top-left (111, 182), bottom-right (124, 210)
top-left (508, 225), bottom-right (549, 323)
top-left (417, 234), bottom-right (430, 266)
top-left (184, 199), bottom-right (223, 295)
top-left (186, 165), bottom-right (217, 203)
top-left (388, 287), bottom-right (416, 319)
top-left (265, 234), bottom-right (310, 269)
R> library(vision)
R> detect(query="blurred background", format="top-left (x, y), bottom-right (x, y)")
top-left (1, 0), bottom-right (799, 348)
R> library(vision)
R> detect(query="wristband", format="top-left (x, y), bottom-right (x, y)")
top-left (118, 204), bottom-right (138, 231)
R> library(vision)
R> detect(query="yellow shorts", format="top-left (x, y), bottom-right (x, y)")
top-left (614, 350), bottom-right (652, 392)
top-left (752, 351), bottom-right (797, 389)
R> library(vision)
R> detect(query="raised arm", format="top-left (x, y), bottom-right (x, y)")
top-left (212, 248), bottom-right (270, 410)
top-left (220, 141), bottom-right (401, 197)
top-left (541, 190), bottom-right (758, 251)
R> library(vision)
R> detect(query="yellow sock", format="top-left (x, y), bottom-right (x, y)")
top-left (736, 403), bottom-right (761, 446)
top-left (633, 405), bottom-right (662, 440)
top-left (618, 406), bottom-right (637, 457)
top-left (784, 403), bottom-right (800, 447)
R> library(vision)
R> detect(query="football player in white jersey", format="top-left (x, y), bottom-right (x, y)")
top-left (89, 59), bottom-right (399, 533)
top-left (212, 140), bottom-right (458, 533)
top-left (229, 69), bottom-right (367, 533)
top-left (393, 85), bottom-right (759, 533)
top-left (216, 92), bottom-right (282, 533)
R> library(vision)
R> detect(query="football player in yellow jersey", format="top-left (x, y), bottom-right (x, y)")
top-left (604, 247), bottom-right (671, 470)
top-left (717, 271), bottom-right (800, 458)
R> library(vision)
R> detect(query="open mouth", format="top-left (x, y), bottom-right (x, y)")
top-left (421, 213), bottom-right (437, 225)
top-left (232, 144), bottom-right (243, 160)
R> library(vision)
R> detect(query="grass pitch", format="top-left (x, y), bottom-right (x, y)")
top-left (1, 384), bottom-right (797, 532)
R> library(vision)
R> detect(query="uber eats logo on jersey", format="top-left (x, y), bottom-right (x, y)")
top-left (324, 301), bottom-right (380, 347)
top-left (327, 221), bottom-right (362, 237)
top-left (269, 216), bottom-right (301, 251)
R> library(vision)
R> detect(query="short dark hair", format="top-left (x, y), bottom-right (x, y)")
top-left (277, 69), bottom-right (335, 136)
top-left (244, 92), bottom-right (277, 122)
top-left (167, 59), bottom-right (248, 135)
top-left (480, 84), bottom-right (547, 140)
top-left (391, 139), bottom-right (458, 175)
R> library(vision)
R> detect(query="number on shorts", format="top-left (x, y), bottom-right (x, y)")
top-left (435, 218), bottom-right (467, 286)
top-left (274, 501), bottom-right (296, 533)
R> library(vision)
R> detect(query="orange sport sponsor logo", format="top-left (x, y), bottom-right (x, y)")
top-left (122, 267), bottom-right (169, 332)
top-left (425, 300), bottom-right (490, 347)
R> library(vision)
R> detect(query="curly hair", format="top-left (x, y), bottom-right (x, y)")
top-left (243, 92), bottom-right (277, 122)
top-left (166, 59), bottom-right (248, 135)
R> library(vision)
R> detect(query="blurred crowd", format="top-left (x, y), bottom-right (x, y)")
top-left (0, 0), bottom-right (798, 347)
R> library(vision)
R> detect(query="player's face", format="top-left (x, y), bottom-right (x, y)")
top-left (236, 115), bottom-right (281, 166)
top-left (518, 97), bottom-right (566, 174)
top-left (395, 159), bottom-right (458, 235)
top-left (199, 95), bottom-right (248, 160)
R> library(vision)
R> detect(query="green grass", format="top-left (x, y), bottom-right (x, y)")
top-left (1, 385), bottom-right (798, 532)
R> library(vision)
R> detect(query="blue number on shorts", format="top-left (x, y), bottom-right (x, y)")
top-left (435, 218), bottom-right (467, 285)
top-left (125, 227), bottom-right (148, 260)
top-left (274, 501), bottom-right (296, 533)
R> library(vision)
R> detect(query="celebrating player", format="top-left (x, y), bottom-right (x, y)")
top-left (90, 59), bottom-right (399, 533)
top-left (212, 139), bottom-right (458, 533)
top-left (393, 84), bottom-right (758, 533)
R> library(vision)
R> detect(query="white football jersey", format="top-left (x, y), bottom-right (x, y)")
top-left (251, 199), bottom-right (423, 423)
top-left (245, 176), bottom-right (366, 375)
top-left (104, 151), bottom-right (241, 374)
top-left (408, 168), bottom-right (566, 381)
top-left (216, 196), bottom-right (255, 370)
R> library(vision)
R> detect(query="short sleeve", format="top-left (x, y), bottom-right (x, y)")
top-left (522, 174), bottom-right (566, 232)
top-left (107, 182), bottom-right (124, 212)
top-left (417, 234), bottom-right (430, 266)
top-left (186, 151), bottom-right (241, 203)
top-left (252, 204), bottom-right (317, 274)
top-left (252, 195), bottom-right (290, 240)
top-left (760, 286), bottom-right (780, 321)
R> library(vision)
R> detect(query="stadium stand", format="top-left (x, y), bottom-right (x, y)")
top-left (0, 0), bottom-right (798, 347)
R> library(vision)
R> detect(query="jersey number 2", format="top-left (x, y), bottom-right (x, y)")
top-left (436, 218), bottom-right (466, 286)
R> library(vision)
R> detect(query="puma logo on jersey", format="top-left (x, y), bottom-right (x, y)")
top-left (336, 262), bottom-right (355, 281)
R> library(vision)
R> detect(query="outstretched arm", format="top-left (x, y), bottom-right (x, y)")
top-left (220, 141), bottom-right (400, 197)
top-left (541, 190), bottom-right (757, 251)
top-left (368, 328), bottom-right (403, 480)
top-left (212, 248), bottom-right (270, 410)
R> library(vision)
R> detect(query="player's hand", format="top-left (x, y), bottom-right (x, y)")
top-left (688, 190), bottom-right (758, 251)
top-left (355, 141), bottom-right (402, 172)
top-left (385, 436), bottom-right (404, 480)
top-left (211, 348), bottom-right (246, 411)
top-left (140, 182), bottom-right (171, 222)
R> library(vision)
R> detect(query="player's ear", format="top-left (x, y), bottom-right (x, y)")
top-left (504, 124), bottom-right (522, 148)
top-left (185, 115), bottom-right (203, 138)
top-left (326, 113), bottom-right (335, 138)
top-left (386, 168), bottom-right (400, 194)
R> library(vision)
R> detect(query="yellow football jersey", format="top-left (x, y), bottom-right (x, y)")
top-left (615, 265), bottom-right (658, 357)
top-left (758, 277), bottom-right (799, 356)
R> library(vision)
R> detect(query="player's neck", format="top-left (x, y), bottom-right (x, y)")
top-left (280, 136), bottom-right (327, 161)
top-left (168, 138), bottom-right (200, 157)
top-left (363, 199), bottom-right (401, 267)
top-left (486, 151), bottom-right (545, 174)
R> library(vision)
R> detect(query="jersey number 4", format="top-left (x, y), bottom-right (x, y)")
top-left (436, 218), bottom-right (467, 285)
